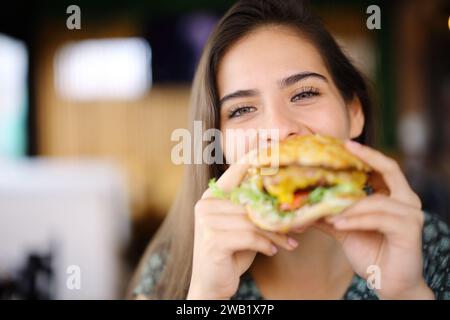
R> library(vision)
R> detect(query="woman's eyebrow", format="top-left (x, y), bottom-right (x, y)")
top-left (279, 71), bottom-right (328, 88)
top-left (219, 72), bottom-right (326, 107)
top-left (219, 89), bottom-right (259, 107)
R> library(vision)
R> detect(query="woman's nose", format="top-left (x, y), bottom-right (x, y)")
top-left (263, 106), bottom-right (312, 142)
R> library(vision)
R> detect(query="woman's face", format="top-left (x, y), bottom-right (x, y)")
top-left (217, 25), bottom-right (364, 163)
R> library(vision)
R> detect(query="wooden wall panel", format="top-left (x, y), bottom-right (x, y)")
top-left (36, 21), bottom-right (190, 219)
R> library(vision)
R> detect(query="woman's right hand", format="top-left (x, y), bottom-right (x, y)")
top-left (187, 159), bottom-right (298, 300)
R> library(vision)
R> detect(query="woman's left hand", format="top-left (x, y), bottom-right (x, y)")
top-left (315, 140), bottom-right (434, 300)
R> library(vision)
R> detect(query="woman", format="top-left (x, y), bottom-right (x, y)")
top-left (130, 0), bottom-right (450, 300)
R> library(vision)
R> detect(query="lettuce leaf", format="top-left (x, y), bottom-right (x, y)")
top-left (308, 183), bottom-right (360, 204)
top-left (208, 178), bottom-right (361, 217)
top-left (308, 187), bottom-right (327, 204)
top-left (208, 177), bottom-right (279, 211)
top-left (208, 178), bottom-right (228, 199)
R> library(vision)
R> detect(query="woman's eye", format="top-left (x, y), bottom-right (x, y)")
top-left (228, 106), bottom-right (256, 118)
top-left (291, 88), bottom-right (319, 102)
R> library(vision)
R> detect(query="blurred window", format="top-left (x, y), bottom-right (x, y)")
top-left (54, 38), bottom-right (152, 101)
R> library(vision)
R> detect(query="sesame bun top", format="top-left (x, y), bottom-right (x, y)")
top-left (251, 134), bottom-right (371, 172)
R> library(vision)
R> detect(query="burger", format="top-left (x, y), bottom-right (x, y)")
top-left (210, 134), bottom-right (372, 233)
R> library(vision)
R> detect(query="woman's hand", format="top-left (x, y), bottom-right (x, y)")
top-left (315, 140), bottom-right (434, 300)
top-left (187, 158), bottom-right (298, 300)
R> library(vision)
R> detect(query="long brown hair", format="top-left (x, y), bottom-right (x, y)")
top-left (129, 0), bottom-right (375, 299)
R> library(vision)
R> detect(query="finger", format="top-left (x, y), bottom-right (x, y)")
top-left (195, 199), bottom-right (248, 216)
top-left (331, 211), bottom-right (418, 236)
top-left (327, 194), bottom-right (423, 221)
top-left (259, 229), bottom-right (298, 250)
top-left (290, 220), bottom-right (316, 234)
top-left (218, 230), bottom-right (277, 257)
top-left (202, 161), bottom-right (251, 200)
top-left (201, 214), bottom-right (297, 250)
top-left (345, 140), bottom-right (420, 207)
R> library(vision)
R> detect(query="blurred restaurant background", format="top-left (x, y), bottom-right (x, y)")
top-left (0, 0), bottom-right (449, 299)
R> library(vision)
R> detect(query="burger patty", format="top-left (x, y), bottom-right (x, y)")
top-left (261, 166), bottom-right (368, 205)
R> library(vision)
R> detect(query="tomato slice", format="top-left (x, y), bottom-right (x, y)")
top-left (280, 190), bottom-right (309, 211)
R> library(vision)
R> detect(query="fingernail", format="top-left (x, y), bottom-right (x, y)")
top-left (271, 245), bottom-right (278, 255)
top-left (288, 237), bottom-right (298, 248)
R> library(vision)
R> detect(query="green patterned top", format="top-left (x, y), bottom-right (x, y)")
top-left (132, 212), bottom-right (450, 300)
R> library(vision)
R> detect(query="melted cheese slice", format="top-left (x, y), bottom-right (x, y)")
top-left (262, 166), bottom-right (368, 204)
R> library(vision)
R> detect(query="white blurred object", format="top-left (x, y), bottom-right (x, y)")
top-left (0, 158), bottom-right (131, 299)
top-left (0, 33), bottom-right (28, 157)
top-left (54, 38), bottom-right (152, 101)
top-left (397, 111), bottom-right (430, 157)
